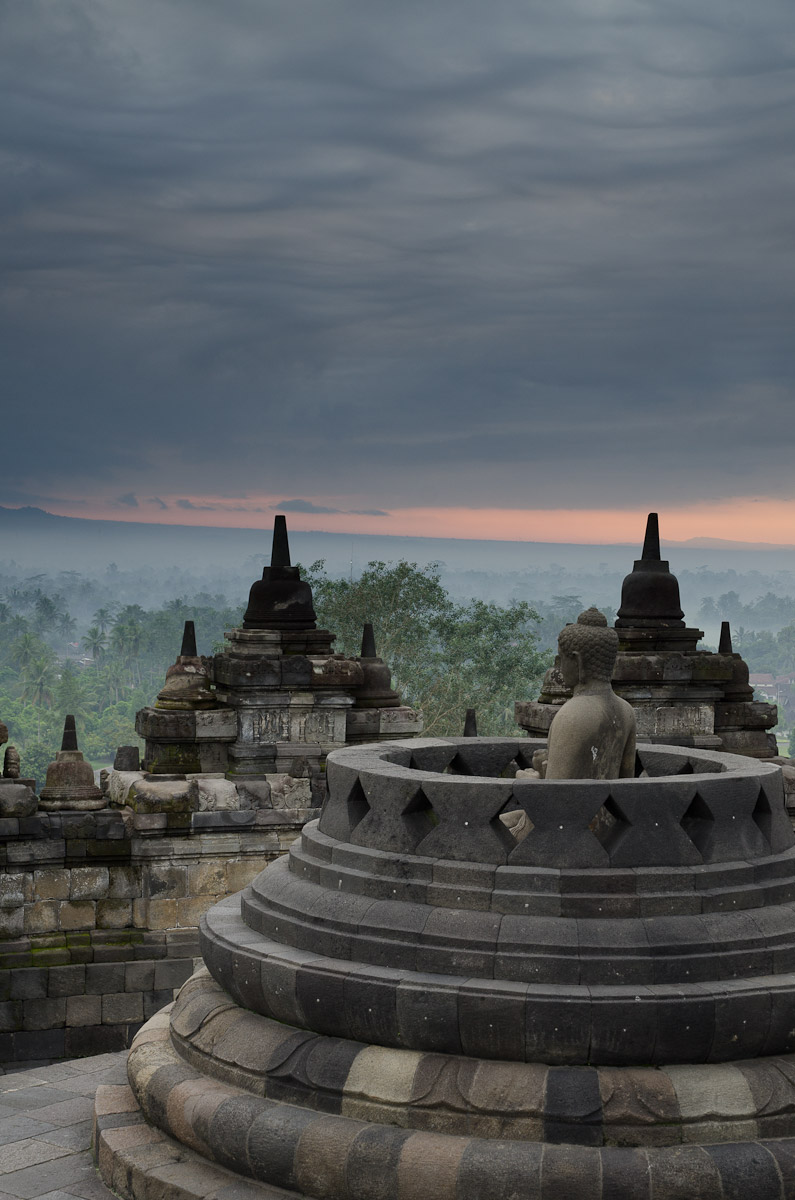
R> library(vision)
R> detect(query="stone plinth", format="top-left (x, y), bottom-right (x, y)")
top-left (135, 705), bottom-right (237, 774)
top-left (213, 626), bottom-right (362, 785)
top-left (95, 737), bottom-right (795, 1199)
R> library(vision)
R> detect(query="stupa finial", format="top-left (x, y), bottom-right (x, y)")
top-left (61, 714), bottom-right (78, 753)
top-left (463, 708), bottom-right (478, 737)
top-left (180, 620), bottom-right (197, 658)
top-left (271, 515), bottom-right (291, 569)
top-left (361, 623), bottom-right (377, 658)
top-left (641, 512), bottom-right (661, 560)
top-left (719, 621), bottom-right (733, 655)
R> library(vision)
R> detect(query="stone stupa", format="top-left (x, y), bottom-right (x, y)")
top-left (96, 613), bottom-right (795, 1199)
top-left (517, 512), bottom-right (778, 758)
top-left (38, 715), bottom-right (103, 812)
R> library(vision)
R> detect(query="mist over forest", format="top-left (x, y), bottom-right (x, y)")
top-left (3, 505), bottom-right (795, 783)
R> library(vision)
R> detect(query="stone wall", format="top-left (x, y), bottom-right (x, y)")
top-left (0, 802), bottom-right (298, 1064)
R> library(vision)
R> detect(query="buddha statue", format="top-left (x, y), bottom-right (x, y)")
top-left (533, 608), bottom-right (636, 780)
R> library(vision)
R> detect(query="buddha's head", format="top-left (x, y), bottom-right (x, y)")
top-left (557, 608), bottom-right (618, 688)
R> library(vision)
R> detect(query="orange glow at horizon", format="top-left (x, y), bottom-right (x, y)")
top-left (23, 493), bottom-right (795, 546)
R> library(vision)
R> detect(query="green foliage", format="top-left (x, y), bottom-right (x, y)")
top-left (0, 557), bottom-right (548, 766)
top-left (305, 559), bottom-right (551, 736)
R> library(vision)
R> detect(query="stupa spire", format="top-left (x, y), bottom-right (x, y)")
top-left (361, 623), bottom-right (377, 658)
top-left (641, 512), bottom-right (661, 560)
top-left (180, 620), bottom-right (197, 658)
top-left (271, 515), bottom-right (291, 569)
top-left (719, 621), bottom-right (733, 655)
top-left (463, 708), bottom-right (478, 737)
top-left (61, 714), bottom-right (78, 752)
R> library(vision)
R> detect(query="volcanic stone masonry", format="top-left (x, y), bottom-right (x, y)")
top-left (95, 736), bottom-right (795, 1199)
top-left (517, 512), bottom-right (779, 759)
top-left (0, 518), bottom-right (421, 1065)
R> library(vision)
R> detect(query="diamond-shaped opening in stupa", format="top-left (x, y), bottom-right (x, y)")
top-left (345, 777), bottom-right (371, 834)
top-left (591, 797), bottom-right (625, 849)
top-left (752, 786), bottom-right (774, 849)
top-left (680, 792), bottom-right (713, 854)
top-left (497, 799), bottom-right (534, 844)
top-left (402, 787), bottom-right (438, 840)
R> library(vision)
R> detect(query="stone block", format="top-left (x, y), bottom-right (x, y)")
top-left (22, 996), bottom-right (66, 1030)
top-left (97, 899), bottom-right (133, 929)
top-left (234, 780), bottom-right (272, 809)
top-left (125, 961), bottom-right (155, 992)
top-left (7, 838), bottom-right (66, 865)
top-left (145, 863), bottom-right (188, 899)
top-left (0, 817), bottom-right (19, 838)
top-left (0, 1000), bottom-right (23, 1032)
top-left (187, 860), bottom-right (227, 896)
top-left (86, 962), bottom-right (126, 994)
top-left (13, 1027), bottom-right (65, 1060)
top-left (108, 769), bottom-right (143, 807)
top-left (48, 964), bottom-right (86, 996)
top-left (23, 900), bottom-right (59, 935)
top-left (33, 868), bottom-right (70, 901)
top-left (108, 865), bottom-right (140, 898)
top-left (144, 988), bottom-right (175, 1018)
top-left (0, 907), bottom-right (24, 938)
top-left (70, 865), bottom-right (110, 900)
top-left (268, 774), bottom-right (313, 810)
top-left (58, 900), bottom-right (96, 930)
top-left (132, 812), bottom-right (168, 832)
top-left (9, 967), bottom-right (47, 999)
top-left (102, 991), bottom-right (144, 1023)
top-left (128, 778), bottom-right (200, 814)
top-left (225, 858), bottom-right (266, 894)
top-left (147, 899), bottom-right (178, 929)
top-left (176, 896), bottom-right (215, 926)
top-left (154, 957), bottom-right (197, 991)
top-left (0, 783), bottom-right (37, 817)
top-left (0, 873), bottom-right (29, 908)
top-left (197, 778), bottom-right (239, 811)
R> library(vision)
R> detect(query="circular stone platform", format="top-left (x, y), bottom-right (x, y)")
top-left (95, 738), bottom-right (795, 1199)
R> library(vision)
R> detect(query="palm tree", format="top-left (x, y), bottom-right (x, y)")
top-left (10, 632), bottom-right (41, 671)
top-left (33, 595), bottom-right (59, 634)
top-left (92, 607), bottom-right (113, 635)
top-left (82, 626), bottom-right (107, 660)
top-left (58, 613), bottom-right (78, 642)
top-left (21, 657), bottom-right (57, 737)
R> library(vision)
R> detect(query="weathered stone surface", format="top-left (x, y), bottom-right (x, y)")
top-left (0, 782), bottom-right (37, 817)
top-left (268, 774), bottom-right (312, 810)
top-left (128, 778), bottom-right (200, 814)
top-left (196, 778), bottom-right (239, 811)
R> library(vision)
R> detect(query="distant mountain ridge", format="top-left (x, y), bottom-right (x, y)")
top-left (1, 505), bottom-right (795, 575)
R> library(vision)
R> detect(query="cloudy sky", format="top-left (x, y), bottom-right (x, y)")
top-left (2, 0), bottom-right (795, 543)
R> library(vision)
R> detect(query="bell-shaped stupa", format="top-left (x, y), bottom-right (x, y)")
top-left (242, 515), bottom-right (317, 630)
top-left (155, 620), bottom-right (217, 710)
top-left (38, 716), bottom-right (104, 812)
top-left (615, 511), bottom-right (685, 631)
top-left (345, 622), bottom-right (422, 744)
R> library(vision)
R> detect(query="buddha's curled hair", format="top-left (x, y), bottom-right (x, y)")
top-left (558, 607), bottom-right (618, 682)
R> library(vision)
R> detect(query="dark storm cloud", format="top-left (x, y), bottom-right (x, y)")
top-left (277, 499), bottom-right (344, 515)
top-left (1, 0), bottom-right (795, 511)
top-left (175, 498), bottom-right (217, 511)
